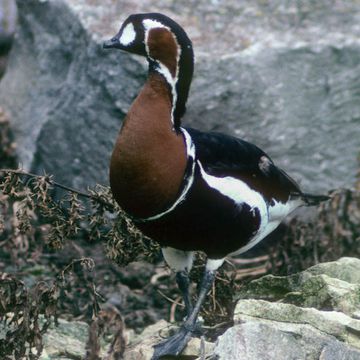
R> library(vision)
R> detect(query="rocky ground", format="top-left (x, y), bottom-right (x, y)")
top-left (32, 257), bottom-right (360, 359)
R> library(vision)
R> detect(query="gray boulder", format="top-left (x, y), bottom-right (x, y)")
top-left (40, 318), bottom-right (90, 359)
top-left (0, 0), bottom-right (359, 192)
top-left (234, 300), bottom-right (360, 349)
top-left (213, 257), bottom-right (360, 360)
top-left (214, 321), bottom-right (360, 360)
top-left (237, 257), bottom-right (360, 316)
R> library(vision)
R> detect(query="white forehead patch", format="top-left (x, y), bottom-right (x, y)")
top-left (119, 22), bottom-right (136, 46)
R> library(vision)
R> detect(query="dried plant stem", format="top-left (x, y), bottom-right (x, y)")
top-left (0, 168), bottom-right (114, 209)
top-left (156, 290), bottom-right (184, 309)
top-left (170, 296), bottom-right (182, 323)
top-left (202, 321), bottom-right (232, 330)
top-left (234, 265), bottom-right (268, 280)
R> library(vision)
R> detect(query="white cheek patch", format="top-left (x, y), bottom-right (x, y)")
top-left (119, 22), bottom-right (136, 46)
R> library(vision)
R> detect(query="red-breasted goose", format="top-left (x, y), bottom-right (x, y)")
top-left (103, 13), bottom-right (329, 359)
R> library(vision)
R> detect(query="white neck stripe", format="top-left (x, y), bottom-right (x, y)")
top-left (142, 19), bottom-right (181, 125)
top-left (135, 128), bottom-right (195, 222)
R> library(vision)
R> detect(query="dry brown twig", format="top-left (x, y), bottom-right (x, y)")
top-left (0, 168), bottom-right (115, 209)
top-left (0, 257), bottom-right (98, 359)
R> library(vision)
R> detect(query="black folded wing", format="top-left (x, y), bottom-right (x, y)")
top-left (185, 127), bottom-right (302, 204)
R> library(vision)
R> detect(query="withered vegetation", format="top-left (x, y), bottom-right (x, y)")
top-left (270, 187), bottom-right (360, 275)
top-left (85, 305), bottom-right (126, 360)
top-left (0, 168), bottom-right (159, 265)
top-left (0, 108), bottom-right (16, 169)
top-left (0, 108), bottom-right (359, 358)
top-left (0, 168), bottom-right (159, 359)
top-left (0, 258), bottom-right (96, 359)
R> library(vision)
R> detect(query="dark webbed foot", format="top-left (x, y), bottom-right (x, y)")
top-left (151, 325), bottom-right (194, 360)
top-left (152, 269), bottom-right (217, 359)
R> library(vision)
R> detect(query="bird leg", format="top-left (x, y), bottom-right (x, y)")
top-left (176, 270), bottom-right (193, 317)
top-left (151, 269), bottom-right (216, 360)
top-left (183, 269), bottom-right (215, 329)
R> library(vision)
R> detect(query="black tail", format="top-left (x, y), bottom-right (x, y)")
top-left (300, 193), bottom-right (331, 206)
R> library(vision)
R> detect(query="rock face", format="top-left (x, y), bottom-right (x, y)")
top-left (41, 318), bottom-right (90, 359)
top-left (0, 0), bottom-right (359, 191)
top-left (0, 0), bottom-right (16, 37)
top-left (214, 257), bottom-right (360, 360)
top-left (0, 0), bottom-right (145, 189)
top-left (237, 256), bottom-right (360, 316)
top-left (214, 321), bottom-right (360, 360)
top-left (0, 0), bottom-right (16, 77)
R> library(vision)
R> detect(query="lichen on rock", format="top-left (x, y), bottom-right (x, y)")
top-left (214, 257), bottom-right (360, 360)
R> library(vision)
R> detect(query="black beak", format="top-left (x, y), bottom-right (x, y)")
top-left (103, 37), bottom-right (122, 49)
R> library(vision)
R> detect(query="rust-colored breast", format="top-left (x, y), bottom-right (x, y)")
top-left (110, 73), bottom-right (187, 218)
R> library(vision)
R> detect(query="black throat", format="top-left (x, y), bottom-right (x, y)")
top-left (173, 39), bottom-right (194, 128)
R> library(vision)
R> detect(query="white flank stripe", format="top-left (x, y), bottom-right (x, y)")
top-left (119, 23), bottom-right (136, 46)
top-left (198, 161), bottom-right (268, 221)
top-left (198, 161), bottom-right (272, 254)
top-left (230, 220), bottom-right (279, 256)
